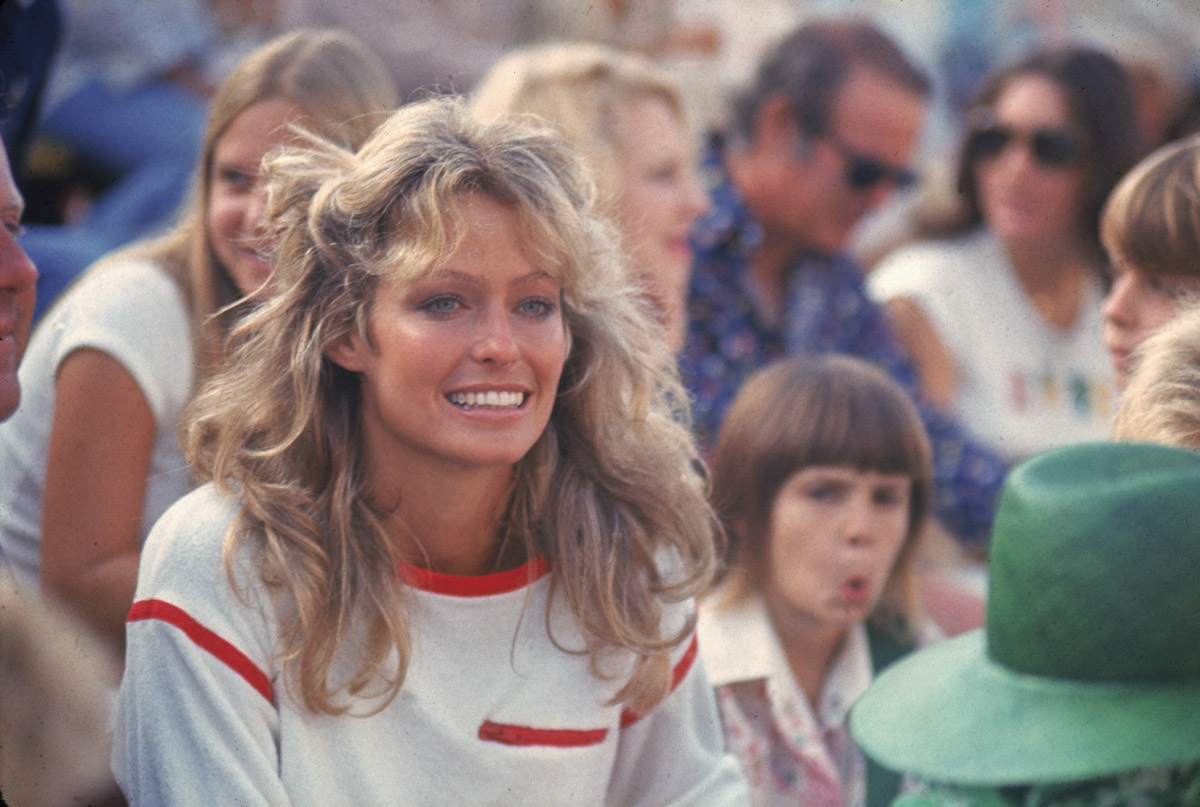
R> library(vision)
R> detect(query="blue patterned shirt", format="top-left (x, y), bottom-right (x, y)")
top-left (680, 143), bottom-right (1007, 547)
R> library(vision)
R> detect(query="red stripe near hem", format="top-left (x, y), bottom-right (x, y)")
top-left (619, 633), bottom-right (699, 729)
top-left (399, 555), bottom-right (550, 597)
top-left (478, 719), bottom-right (609, 748)
top-left (128, 599), bottom-right (274, 704)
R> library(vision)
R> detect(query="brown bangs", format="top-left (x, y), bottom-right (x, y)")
top-left (710, 355), bottom-right (933, 603)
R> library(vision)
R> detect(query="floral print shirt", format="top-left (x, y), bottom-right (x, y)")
top-left (680, 142), bottom-right (1008, 547)
top-left (699, 593), bottom-right (872, 807)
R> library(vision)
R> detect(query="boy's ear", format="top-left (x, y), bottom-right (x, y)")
top-left (324, 332), bottom-right (368, 373)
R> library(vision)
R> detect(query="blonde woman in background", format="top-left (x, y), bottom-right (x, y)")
top-left (0, 28), bottom-right (399, 649)
top-left (471, 41), bottom-right (709, 352)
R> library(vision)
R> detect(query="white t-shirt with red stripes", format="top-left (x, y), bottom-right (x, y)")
top-left (114, 484), bottom-right (748, 805)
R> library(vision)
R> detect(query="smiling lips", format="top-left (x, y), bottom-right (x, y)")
top-left (447, 390), bottom-right (528, 410)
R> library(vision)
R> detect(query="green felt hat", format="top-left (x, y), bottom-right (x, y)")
top-left (850, 441), bottom-right (1200, 786)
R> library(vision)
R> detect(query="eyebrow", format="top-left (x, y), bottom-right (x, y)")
top-left (436, 269), bottom-right (558, 287)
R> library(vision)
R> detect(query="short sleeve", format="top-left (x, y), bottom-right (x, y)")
top-left (49, 259), bottom-right (193, 423)
top-left (113, 485), bottom-right (289, 805)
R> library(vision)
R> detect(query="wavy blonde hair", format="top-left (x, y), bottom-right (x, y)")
top-left (469, 40), bottom-right (694, 213)
top-left (185, 97), bottom-right (719, 715)
top-left (108, 27), bottom-right (399, 378)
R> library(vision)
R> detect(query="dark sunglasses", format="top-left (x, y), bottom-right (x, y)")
top-left (820, 129), bottom-right (919, 191)
top-left (969, 123), bottom-right (1081, 168)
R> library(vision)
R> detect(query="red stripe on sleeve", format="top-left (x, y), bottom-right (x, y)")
top-left (128, 599), bottom-right (274, 704)
top-left (619, 633), bottom-right (700, 729)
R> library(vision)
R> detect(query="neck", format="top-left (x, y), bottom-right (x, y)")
top-left (764, 591), bottom-right (848, 711)
top-left (746, 245), bottom-right (792, 326)
top-left (726, 148), bottom-right (816, 327)
top-left (379, 465), bottom-right (520, 577)
top-left (1005, 235), bottom-right (1096, 329)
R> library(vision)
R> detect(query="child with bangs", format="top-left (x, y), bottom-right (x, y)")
top-left (699, 354), bottom-right (940, 807)
top-left (1101, 133), bottom-right (1200, 389)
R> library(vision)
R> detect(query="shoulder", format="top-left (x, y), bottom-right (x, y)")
top-left (136, 484), bottom-right (242, 598)
top-left (42, 257), bottom-right (193, 416)
top-left (869, 232), bottom-right (987, 300)
top-left (66, 257), bottom-right (183, 312)
top-left (131, 484), bottom-right (279, 665)
top-left (44, 258), bottom-right (189, 349)
top-left (697, 590), bottom-right (778, 686)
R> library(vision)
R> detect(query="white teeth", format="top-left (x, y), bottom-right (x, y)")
top-left (448, 391), bottom-right (526, 409)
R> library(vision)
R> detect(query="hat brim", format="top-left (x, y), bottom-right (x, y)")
top-left (850, 631), bottom-right (1200, 785)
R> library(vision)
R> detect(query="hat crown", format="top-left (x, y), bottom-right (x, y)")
top-left (986, 442), bottom-right (1200, 682)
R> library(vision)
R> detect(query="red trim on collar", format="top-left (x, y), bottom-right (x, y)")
top-left (399, 555), bottom-right (550, 596)
top-left (127, 599), bottom-right (274, 704)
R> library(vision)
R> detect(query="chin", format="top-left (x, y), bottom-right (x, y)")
top-left (449, 439), bottom-right (543, 469)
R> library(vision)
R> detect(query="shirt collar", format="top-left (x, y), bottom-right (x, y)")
top-left (699, 590), bottom-right (873, 727)
top-left (691, 137), bottom-right (763, 261)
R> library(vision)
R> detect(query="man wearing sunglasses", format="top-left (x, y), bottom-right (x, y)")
top-left (680, 18), bottom-right (1008, 549)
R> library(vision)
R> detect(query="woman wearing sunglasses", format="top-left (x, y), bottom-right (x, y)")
top-left (868, 46), bottom-right (1142, 462)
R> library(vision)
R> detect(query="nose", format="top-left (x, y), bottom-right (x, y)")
top-left (992, 137), bottom-right (1042, 180)
top-left (469, 304), bottom-right (519, 365)
top-left (841, 493), bottom-right (875, 547)
top-left (1101, 272), bottom-right (1136, 328)
top-left (0, 230), bottom-right (37, 300)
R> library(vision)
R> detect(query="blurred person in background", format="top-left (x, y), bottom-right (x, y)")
top-left (471, 41), bottom-right (709, 352)
top-left (869, 46), bottom-right (1141, 462)
top-left (680, 17), bottom-right (1007, 550)
top-left (0, 29), bottom-right (399, 651)
top-left (1100, 134), bottom-right (1200, 390)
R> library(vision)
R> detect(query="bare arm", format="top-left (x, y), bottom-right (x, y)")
top-left (883, 297), bottom-right (958, 410)
top-left (40, 349), bottom-right (157, 651)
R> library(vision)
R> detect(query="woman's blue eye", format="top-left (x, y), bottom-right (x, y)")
top-left (519, 297), bottom-right (557, 318)
top-left (421, 295), bottom-right (461, 314)
top-left (218, 167), bottom-right (255, 191)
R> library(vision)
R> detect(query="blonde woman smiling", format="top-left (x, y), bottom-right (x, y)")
top-left (114, 98), bottom-right (747, 804)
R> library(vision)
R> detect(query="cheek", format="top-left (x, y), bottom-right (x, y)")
top-left (765, 497), bottom-right (813, 571)
top-left (880, 516), bottom-right (911, 566)
top-left (617, 186), bottom-right (663, 245)
top-left (206, 193), bottom-right (243, 245)
top-left (1114, 284), bottom-right (1176, 335)
top-left (540, 329), bottom-right (568, 388)
top-left (1045, 173), bottom-right (1088, 220)
top-left (1142, 297), bottom-right (1184, 335)
top-left (974, 164), bottom-right (1004, 205)
top-left (651, 260), bottom-right (690, 301)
